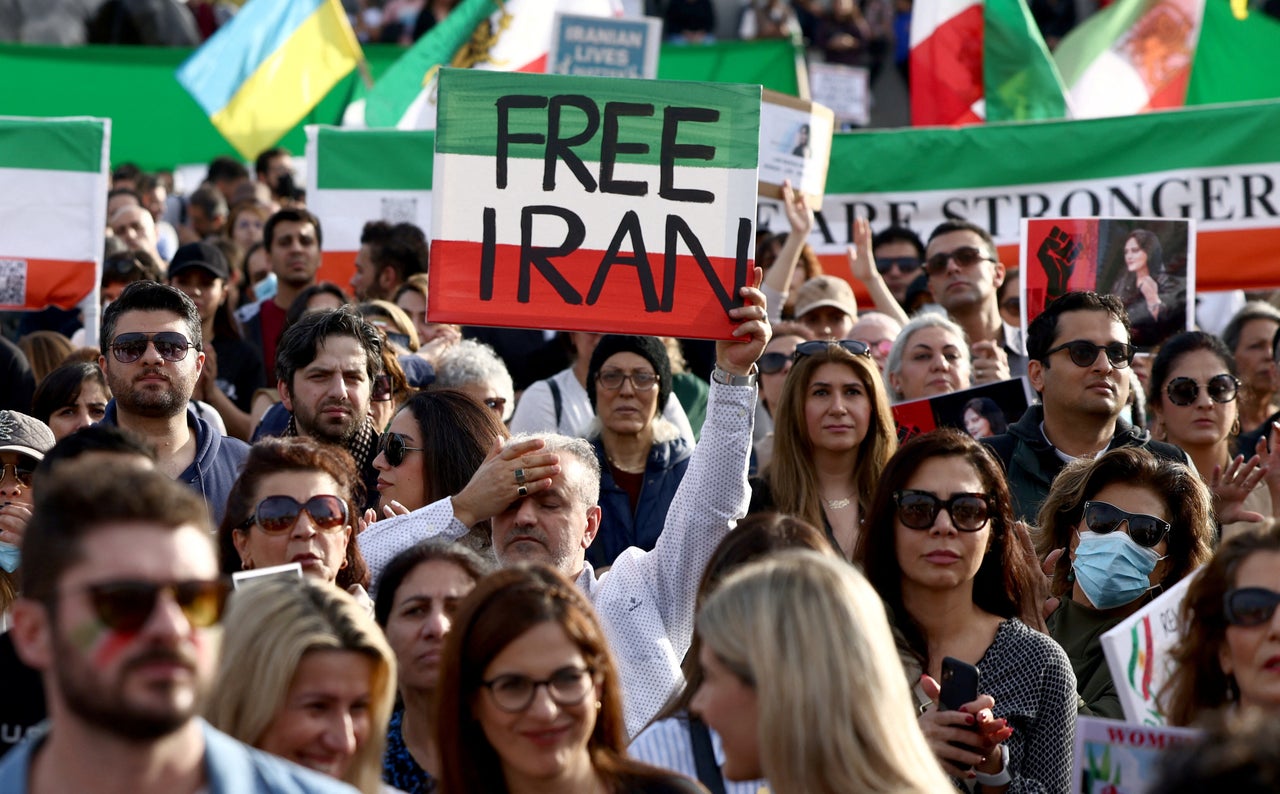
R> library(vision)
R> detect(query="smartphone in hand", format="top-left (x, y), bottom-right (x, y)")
top-left (939, 656), bottom-right (982, 771)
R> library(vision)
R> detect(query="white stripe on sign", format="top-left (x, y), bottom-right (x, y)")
top-left (0, 166), bottom-right (103, 260)
top-left (308, 188), bottom-right (434, 252)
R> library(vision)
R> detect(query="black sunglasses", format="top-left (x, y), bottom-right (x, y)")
top-left (1224, 587), bottom-right (1280, 627)
top-left (371, 373), bottom-right (393, 403)
top-left (378, 431), bottom-right (424, 467)
top-left (893, 490), bottom-right (992, 532)
top-left (1082, 500), bottom-right (1170, 548)
top-left (109, 331), bottom-right (196, 364)
top-left (792, 339), bottom-right (872, 361)
top-left (877, 256), bottom-right (921, 275)
top-left (0, 463), bottom-right (35, 488)
top-left (239, 494), bottom-right (349, 535)
top-left (759, 351), bottom-right (791, 375)
top-left (84, 579), bottom-right (230, 633)
top-left (1165, 374), bottom-right (1239, 407)
top-left (1043, 339), bottom-right (1135, 369)
top-left (925, 246), bottom-right (994, 276)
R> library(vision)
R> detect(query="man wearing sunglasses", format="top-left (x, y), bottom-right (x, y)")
top-left (358, 283), bottom-right (771, 738)
top-left (98, 282), bottom-right (249, 526)
top-left (983, 291), bottom-right (1187, 521)
top-left (924, 220), bottom-right (1025, 383)
top-left (0, 462), bottom-right (352, 792)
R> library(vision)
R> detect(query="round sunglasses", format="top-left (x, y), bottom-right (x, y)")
top-left (1042, 339), bottom-right (1135, 369)
top-left (1223, 587), bottom-right (1280, 627)
top-left (1082, 500), bottom-right (1170, 548)
top-left (1165, 374), bottom-right (1239, 406)
top-left (378, 431), bottom-right (425, 467)
top-left (893, 490), bottom-right (992, 532)
top-left (82, 578), bottom-right (230, 633)
top-left (238, 494), bottom-right (349, 535)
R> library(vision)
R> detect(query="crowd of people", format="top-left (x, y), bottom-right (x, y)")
top-left (1, 139), bottom-right (1280, 794)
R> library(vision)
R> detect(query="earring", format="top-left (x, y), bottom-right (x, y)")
top-left (240, 558), bottom-right (253, 570)
top-left (595, 701), bottom-right (602, 710)
top-left (1225, 674), bottom-right (1239, 703)
top-left (1231, 417), bottom-right (1241, 436)
top-left (1065, 568), bottom-right (1075, 584)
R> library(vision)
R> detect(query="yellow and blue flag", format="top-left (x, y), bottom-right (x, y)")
top-left (177, 0), bottom-right (362, 160)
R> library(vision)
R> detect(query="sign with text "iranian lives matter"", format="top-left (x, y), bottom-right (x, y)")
top-left (429, 68), bottom-right (761, 339)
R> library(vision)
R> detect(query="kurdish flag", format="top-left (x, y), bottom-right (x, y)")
top-left (429, 69), bottom-right (759, 339)
top-left (910, 0), bottom-right (1069, 126)
top-left (0, 117), bottom-right (108, 322)
top-left (305, 126), bottom-right (434, 289)
top-left (177, 0), bottom-right (363, 160)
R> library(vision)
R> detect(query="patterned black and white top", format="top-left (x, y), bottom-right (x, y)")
top-left (382, 709), bottom-right (436, 794)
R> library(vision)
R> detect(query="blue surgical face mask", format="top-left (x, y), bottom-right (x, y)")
top-left (253, 272), bottom-right (278, 302)
top-left (0, 541), bottom-right (20, 573)
top-left (1073, 529), bottom-right (1164, 610)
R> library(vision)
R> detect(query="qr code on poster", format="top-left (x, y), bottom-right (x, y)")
top-left (381, 197), bottom-right (418, 224)
top-left (0, 260), bottom-right (27, 306)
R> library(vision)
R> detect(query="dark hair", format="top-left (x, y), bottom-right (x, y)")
top-left (206, 155), bottom-right (249, 185)
top-left (23, 459), bottom-right (213, 602)
top-left (398, 390), bottom-right (509, 506)
top-left (111, 162), bottom-right (141, 185)
top-left (1159, 528), bottom-right (1280, 726)
top-left (1125, 229), bottom-right (1165, 276)
top-left (102, 249), bottom-right (163, 286)
top-left (359, 221), bottom-right (430, 286)
top-left (189, 184), bottom-right (228, 220)
top-left (437, 565), bottom-right (671, 794)
top-left (872, 225), bottom-right (925, 259)
top-left (107, 187), bottom-right (142, 207)
top-left (652, 512), bottom-right (832, 723)
top-left (33, 424), bottom-right (155, 486)
top-left (962, 396), bottom-right (1008, 435)
top-left (372, 540), bottom-right (491, 627)
top-left (275, 307), bottom-right (382, 390)
top-left (996, 268), bottom-right (1019, 306)
top-left (1221, 301), bottom-right (1280, 357)
top-left (926, 219), bottom-right (996, 258)
top-left (254, 146), bottom-right (289, 179)
top-left (218, 436), bottom-right (369, 591)
top-left (283, 283), bottom-right (351, 331)
top-left (1147, 331), bottom-right (1237, 412)
top-left (1035, 446), bottom-right (1215, 599)
top-left (263, 207), bottom-right (323, 253)
top-left (854, 429), bottom-right (1039, 670)
top-left (100, 280), bottom-right (203, 353)
top-left (1025, 291), bottom-right (1131, 362)
top-left (30, 362), bottom-right (109, 426)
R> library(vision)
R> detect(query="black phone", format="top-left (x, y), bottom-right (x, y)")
top-left (939, 656), bottom-right (981, 772)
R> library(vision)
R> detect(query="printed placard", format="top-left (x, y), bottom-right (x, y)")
top-left (757, 90), bottom-right (834, 209)
top-left (1072, 716), bottom-right (1200, 794)
top-left (892, 377), bottom-right (1034, 443)
top-left (1020, 217), bottom-right (1195, 350)
top-left (808, 61), bottom-right (870, 128)
top-left (429, 68), bottom-right (760, 339)
top-left (548, 13), bottom-right (663, 79)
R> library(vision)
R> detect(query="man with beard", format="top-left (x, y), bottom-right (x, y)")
top-left (0, 462), bottom-right (354, 793)
top-left (99, 282), bottom-right (248, 524)
top-left (268, 308), bottom-right (383, 510)
top-left (237, 208), bottom-right (323, 382)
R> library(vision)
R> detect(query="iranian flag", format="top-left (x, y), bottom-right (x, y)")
top-left (0, 117), bottom-right (109, 328)
top-left (910, 0), bottom-right (1069, 126)
top-left (428, 69), bottom-right (760, 339)
top-left (305, 125), bottom-right (434, 288)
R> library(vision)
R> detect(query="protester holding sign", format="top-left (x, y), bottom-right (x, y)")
top-left (1037, 447), bottom-right (1215, 719)
top-left (1162, 528), bottom-right (1280, 727)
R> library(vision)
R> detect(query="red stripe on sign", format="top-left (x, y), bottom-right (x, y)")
top-left (910, 4), bottom-right (984, 126)
top-left (427, 240), bottom-right (751, 340)
top-left (0, 256), bottom-right (96, 311)
top-left (318, 250), bottom-right (357, 293)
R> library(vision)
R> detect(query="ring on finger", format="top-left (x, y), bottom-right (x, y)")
top-left (514, 468), bottom-right (527, 485)
top-left (517, 484), bottom-right (529, 498)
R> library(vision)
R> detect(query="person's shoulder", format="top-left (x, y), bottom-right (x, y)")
top-left (615, 766), bottom-right (709, 794)
top-left (998, 618), bottom-right (1072, 668)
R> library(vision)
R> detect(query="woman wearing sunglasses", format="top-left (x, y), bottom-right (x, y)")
top-left (1162, 528), bottom-right (1280, 725)
top-left (436, 565), bottom-right (705, 794)
top-left (207, 577), bottom-right (397, 794)
top-left (856, 429), bottom-right (1075, 791)
top-left (1037, 446), bottom-right (1215, 718)
top-left (1147, 331), bottom-right (1280, 539)
top-left (749, 338), bottom-right (896, 558)
top-left (220, 436), bottom-right (372, 606)
top-left (884, 313), bottom-right (973, 403)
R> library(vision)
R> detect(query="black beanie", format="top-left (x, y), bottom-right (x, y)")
top-left (586, 334), bottom-right (672, 413)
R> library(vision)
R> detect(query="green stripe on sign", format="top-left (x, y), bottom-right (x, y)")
top-left (0, 117), bottom-right (105, 172)
top-left (827, 99), bottom-right (1280, 194)
top-left (435, 68), bottom-right (759, 170)
top-left (316, 128), bottom-right (435, 190)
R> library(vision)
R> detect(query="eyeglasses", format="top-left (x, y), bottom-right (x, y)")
top-left (925, 246), bottom-right (995, 276)
top-left (759, 351), bottom-right (791, 375)
top-left (0, 463), bottom-right (34, 487)
top-left (483, 397), bottom-right (507, 413)
top-left (1082, 501), bottom-right (1170, 548)
top-left (1165, 374), bottom-right (1239, 407)
top-left (792, 339), bottom-right (872, 361)
top-left (877, 256), bottom-right (921, 275)
top-left (238, 494), bottom-right (350, 535)
top-left (597, 369), bottom-right (658, 392)
top-left (893, 490), bottom-right (992, 532)
top-left (82, 579), bottom-right (230, 633)
top-left (109, 332), bottom-right (196, 364)
top-left (1224, 587), bottom-right (1280, 627)
top-left (371, 374), bottom-right (393, 403)
top-left (481, 666), bottom-right (595, 713)
top-left (1042, 340), bottom-right (1135, 369)
top-left (378, 431), bottom-right (424, 467)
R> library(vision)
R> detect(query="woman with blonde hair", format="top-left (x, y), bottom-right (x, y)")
top-left (691, 549), bottom-right (951, 793)
top-left (749, 339), bottom-right (897, 558)
top-left (206, 578), bottom-right (398, 794)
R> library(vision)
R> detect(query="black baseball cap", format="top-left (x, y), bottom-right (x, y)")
top-left (168, 241), bottom-right (230, 281)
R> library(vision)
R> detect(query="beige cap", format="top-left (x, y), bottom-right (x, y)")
top-left (794, 275), bottom-right (858, 320)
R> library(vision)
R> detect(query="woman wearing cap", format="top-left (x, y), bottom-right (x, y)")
top-left (0, 410), bottom-right (56, 618)
top-left (169, 241), bottom-right (264, 441)
top-left (581, 335), bottom-right (692, 570)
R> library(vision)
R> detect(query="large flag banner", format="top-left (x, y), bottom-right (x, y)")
top-left (756, 99), bottom-right (1280, 294)
top-left (0, 117), bottom-right (108, 322)
top-left (177, 0), bottom-right (363, 159)
top-left (305, 126), bottom-right (434, 289)
top-left (429, 69), bottom-right (759, 338)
